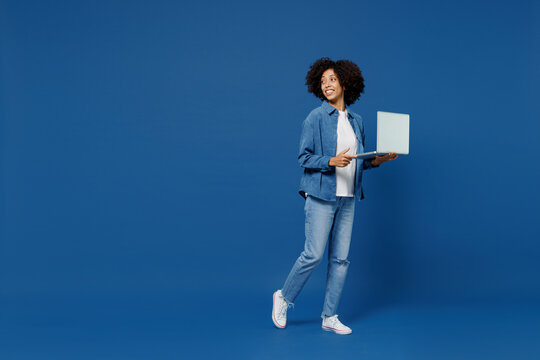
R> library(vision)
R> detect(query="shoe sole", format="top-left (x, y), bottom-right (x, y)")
top-left (272, 291), bottom-right (286, 328)
top-left (322, 325), bottom-right (352, 335)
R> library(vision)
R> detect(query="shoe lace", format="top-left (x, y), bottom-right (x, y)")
top-left (326, 315), bottom-right (340, 327)
top-left (277, 296), bottom-right (287, 319)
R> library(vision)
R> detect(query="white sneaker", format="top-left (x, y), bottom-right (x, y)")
top-left (272, 290), bottom-right (288, 328)
top-left (322, 315), bottom-right (352, 335)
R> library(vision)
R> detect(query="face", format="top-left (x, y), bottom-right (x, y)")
top-left (320, 68), bottom-right (345, 103)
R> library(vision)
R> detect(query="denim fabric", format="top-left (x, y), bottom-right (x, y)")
top-left (281, 195), bottom-right (355, 317)
top-left (298, 100), bottom-right (377, 202)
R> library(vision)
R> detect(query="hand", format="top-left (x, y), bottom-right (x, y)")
top-left (329, 147), bottom-right (356, 167)
top-left (371, 152), bottom-right (398, 167)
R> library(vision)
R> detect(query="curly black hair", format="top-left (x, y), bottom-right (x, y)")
top-left (305, 57), bottom-right (365, 106)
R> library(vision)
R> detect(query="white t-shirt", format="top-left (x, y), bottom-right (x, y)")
top-left (335, 109), bottom-right (357, 197)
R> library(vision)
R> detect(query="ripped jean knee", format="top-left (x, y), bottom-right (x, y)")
top-left (333, 258), bottom-right (350, 266)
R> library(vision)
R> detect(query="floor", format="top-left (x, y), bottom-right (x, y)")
top-left (1, 291), bottom-right (538, 359)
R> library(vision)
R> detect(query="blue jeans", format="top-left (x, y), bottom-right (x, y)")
top-left (281, 195), bottom-right (356, 317)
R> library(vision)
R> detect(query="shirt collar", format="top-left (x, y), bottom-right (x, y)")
top-left (321, 100), bottom-right (353, 119)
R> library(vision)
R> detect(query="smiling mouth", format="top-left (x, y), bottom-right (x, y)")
top-left (325, 89), bottom-right (335, 95)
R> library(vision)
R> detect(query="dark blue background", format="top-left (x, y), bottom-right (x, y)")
top-left (1, 0), bottom-right (539, 358)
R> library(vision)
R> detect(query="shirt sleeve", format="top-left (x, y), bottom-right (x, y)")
top-left (298, 114), bottom-right (334, 173)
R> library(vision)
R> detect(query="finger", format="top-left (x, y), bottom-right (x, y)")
top-left (338, 147), bottom-right (351, 155)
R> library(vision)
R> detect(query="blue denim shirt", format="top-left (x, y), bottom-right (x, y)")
top-left (298, 100), bottom-right (378, 202)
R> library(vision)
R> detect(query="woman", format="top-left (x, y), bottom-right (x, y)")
top-left (272, 58), bottom-right (398, 335)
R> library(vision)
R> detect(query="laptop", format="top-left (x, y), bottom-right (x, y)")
top-left (355, 111), bottom-right (410, 159)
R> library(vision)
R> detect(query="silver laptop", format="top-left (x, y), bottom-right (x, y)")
top-left (355, 111), bottom-right (410, 159)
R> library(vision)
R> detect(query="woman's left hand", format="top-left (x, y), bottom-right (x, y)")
top-left (371, 152), bottom-right (398, 167)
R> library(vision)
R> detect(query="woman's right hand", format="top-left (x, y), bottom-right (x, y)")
top-left (329, 147), bottom-right (356, 167)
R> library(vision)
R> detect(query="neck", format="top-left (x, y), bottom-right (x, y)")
top-left (328, 98), bottom-right (346, 112)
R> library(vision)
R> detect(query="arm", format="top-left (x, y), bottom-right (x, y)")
top-left (298, 115), bottom-right (334, 173)
top-left (363, 157), bottom-right (380, 170)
